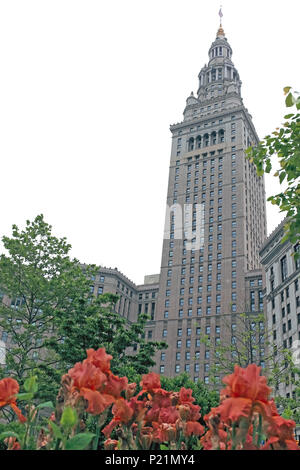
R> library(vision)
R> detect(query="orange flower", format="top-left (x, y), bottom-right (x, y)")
top-left (67, 359), bottom-right (115, 415)
top-left (263, 415), bottom-right (299, 450)
top-left (152, 422), bottom-right (176, 443)
top-left (4, 437), bottom-right (21, 450)
top-left (85, 348), bottom-right (113, 373)
top-left (222, 364), bottom-right (271, 403)
top-left (80, 388), bottom-right (114, 415)
top-left (140, 372), bottom-right (161, 392)
top-left (112, 398), bottom-right (134, 424)
top-left (103, 374), bottom-right (128, 399)
top-left (0, 378), bottom-right (26, 423)
top-left (215, 397), bottom-right (253, 423)
top-left (159, 406), bottom-right (179, 424)
top-left (179, 388), bottom-right (195, 405)
top-left (102, 398), bottom-right (134, 437)
top-left (185, 421), bottom-right (204, 437)
top-left (125, 383), bottom-right (137, 400)
top-left (68, 361), bottom-right (107, 391)
top-left (104, 438), bottom-right (119, 450)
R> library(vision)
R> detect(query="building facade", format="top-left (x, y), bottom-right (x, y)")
top-left (151, 23), bottom-right (267, 381)
top-left (260, 219), bottom-right (300, 399)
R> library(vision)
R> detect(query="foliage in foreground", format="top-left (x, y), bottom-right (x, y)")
top-left (246, 86), bottom-right (300, 245)
top-left (0, 348), bottom-right (299, 451)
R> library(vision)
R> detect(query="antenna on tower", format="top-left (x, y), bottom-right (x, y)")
top-left (219, 5), bottom-right (223, 26)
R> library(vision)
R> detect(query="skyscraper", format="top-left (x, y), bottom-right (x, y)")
top-left (152, 20), bottom-right (268, 381)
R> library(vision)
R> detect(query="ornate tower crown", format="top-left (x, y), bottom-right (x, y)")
top-left (183, 8), bottom-right (243, 121)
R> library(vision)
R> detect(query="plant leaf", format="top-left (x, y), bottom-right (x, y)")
top-left (36, 401), bottom-right (54, 410)
top-left (65, 433), bottom-right (95, 450)
top-left (49, 421), bottom-right (63, 441)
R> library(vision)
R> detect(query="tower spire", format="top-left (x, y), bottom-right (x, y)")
top-left (217, 6), bottom-right (225, 38)
top-left (219, 5), bottom-right (223, 26)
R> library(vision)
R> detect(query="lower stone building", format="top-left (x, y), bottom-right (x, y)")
top-left (260, 219), bottom-right (300, 399)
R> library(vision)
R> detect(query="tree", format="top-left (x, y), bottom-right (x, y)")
top-left (0, 215), bottom-right (94, 388)
top-left (46, 292), bottom-right (167, 389)
top-left (246, 87), bottom-right (300, 246)
top-left (200, 312), bottom-right (297, 395)
top-left (0, 215), bottom-right (166, 402)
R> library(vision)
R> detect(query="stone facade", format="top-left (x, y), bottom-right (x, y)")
top-left (149, 24), bottom-right (267, 381)
top-left (260, 219), bottom-right (300, 398)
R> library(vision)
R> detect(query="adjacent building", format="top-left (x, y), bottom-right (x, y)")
top-left (260, 219), bottom-right (300, 398)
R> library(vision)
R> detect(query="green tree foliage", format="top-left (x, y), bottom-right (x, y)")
top-left (0, 215), bottom-right (94, 387)
top-left (46, 292), bottom-right (167, 387)
top-left (200, 313), bottom-right (297, 396)
top-left (246, 87), bottom-right (300, 245)
top-left (0, 215), bottom-right (166, 402)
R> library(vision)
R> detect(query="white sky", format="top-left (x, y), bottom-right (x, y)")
top-left (0, 0), bottom-right (299, 285)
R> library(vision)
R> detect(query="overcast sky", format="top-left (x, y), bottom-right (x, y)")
top-left (0, 0), bottom-right (299, 285)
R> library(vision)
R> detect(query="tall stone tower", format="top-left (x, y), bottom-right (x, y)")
top-left (151, 20), bottom-right (268, 382)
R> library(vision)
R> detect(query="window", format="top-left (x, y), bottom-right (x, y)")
top-left (281, 256), bottom-right (288, 281)
top-left (163, 329), bottom-right (167, 338)
top-left (295, 244), bottom-right (300, 269)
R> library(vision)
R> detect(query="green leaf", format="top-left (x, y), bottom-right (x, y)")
top-left (0, 431), bottom-right (20, 441)
top-left (60, 406), bottom-right (78, 429)
top-left (17, 392), bottom-right (34, 401)
top-left (284, 114), bottom-right (294, 119)
top-left (285, 93), bottom-right (294, 107)
top-left (279, 172), bottom-right (286, 184)
top-left (36, 401), bottom-right (54, 410)
top-left (24, 375), bottom-right (38, 394)
top-left (49, 421), bottom-right (64, 441)
top-left (65, 433), bottom-right (95, 450)
top-left (160, 444), bottom-right (169, 450)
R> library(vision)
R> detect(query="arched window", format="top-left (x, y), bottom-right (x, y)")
top-left (188, 137), bottom-right (194, 152)
top-left (211, 132), bottom-right (217, 145)
top-left (204, 134), bottom-right (209, 147)
top-left (196, 136), bottom-right (202, 149)
top-left (218, 129), bottom-right (225, 144)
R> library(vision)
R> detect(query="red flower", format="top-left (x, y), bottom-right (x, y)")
top-left (80, 388), bottom-right (114, 415)
top-left (222, 364), bottom-right (271, 403)
top-left (125, 383), bottom-right (137, 400)
top-left (185, 421), bottom-right (204, 437)
top-left (159, 406), bottom-right (180, 424)
top-left (152, 423), bottom-right (176, 443)
top-left (4, 437), bottom-right (21, 450)
top-left (68, 361), bottom-right (107, 391)
top-left (68, 360), bottom-right (114, 415)
top-left (102, 398), bottom-right (134, 437)
top-left (263, 415), bottom-right (299, 450)
top-left (216, 397), bottom-right (253, 423)
top-left (85, 348), bottom-right (113, 373)
top-left (0, 378), bottom-right (26, 423)
top-left (103, 374), bottom-right (128, 398)
top-left (179, 388), bottom-right (195, 405)
top-left (140, 372), bottom-right (161, 392)
top-left (104, 438), bottom-right (119, 450)
top-left (112, 398), bottom-right (134, 424)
